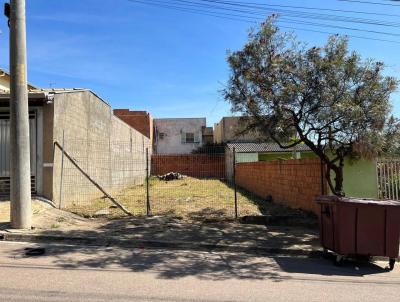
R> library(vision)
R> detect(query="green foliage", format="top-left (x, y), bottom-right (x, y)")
top-left (382, 116), bottom-right (400, 156)
top-left (224, 16), bottom-right (399, 195)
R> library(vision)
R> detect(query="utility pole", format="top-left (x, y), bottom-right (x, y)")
top-left (8, 0), bottom-right (31, 229)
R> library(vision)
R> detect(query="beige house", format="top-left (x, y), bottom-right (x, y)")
top-left (202, 126), bottom-right (214, 145)
top-left (0, 68), bottom-right (37, 92)
top-left (154, 118), bottom-right (206, 154)
top-left (213, 116), bottom-right (263, 144)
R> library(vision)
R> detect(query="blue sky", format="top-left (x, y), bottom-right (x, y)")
top-left (0, 0), bottom-right (399, 125)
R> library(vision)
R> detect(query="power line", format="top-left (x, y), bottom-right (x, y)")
top-left (166, 0), bottom-right (400, 28)
top-left (129, 0), bottom-right (400, 36)
top-left (200, 0), bottom-right (400, 17)
top-left (279, 17), bottom-right (400, 37)
top-left (129, 0), bottom-right (258, 23)
top-left (338, 0), bottom-right (400, 6)
top-left (129, 0), bottom-right (257, 22)
top-left (278, 25), bottom-right (400, 44)
top-left (128, 0), bottom-right (400, 44)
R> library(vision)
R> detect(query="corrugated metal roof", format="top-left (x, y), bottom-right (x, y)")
top-left (226, 142), bottom-right (311, 153)
top-left (0, 88), bottom-right (110, 107)
top-left (30, 88), bottom-right (88, 93)
top-left (0, 88), bottom-right (88, 97)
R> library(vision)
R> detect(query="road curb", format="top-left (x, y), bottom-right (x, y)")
top-left (0, 231), bottom-right (321, 257)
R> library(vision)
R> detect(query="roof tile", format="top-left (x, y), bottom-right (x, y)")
top-left (226, 142), bottom-right (311, 153)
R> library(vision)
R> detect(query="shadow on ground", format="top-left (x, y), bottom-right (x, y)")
top-left (0, 222), bottom-right (10, 229)
top-left (4, 215), bottom-right (390, 281)
top-left (37, 213), bottom-right (320, 251)
top-left (6, 240), bottom-right (390, 282)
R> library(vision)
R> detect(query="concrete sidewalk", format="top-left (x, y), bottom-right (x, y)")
top-left (1, 214), bottom-right (321, 256)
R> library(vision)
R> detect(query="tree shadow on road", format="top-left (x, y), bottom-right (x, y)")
top-left (274, 255), bottom-right (392, 277)
top-left (4, 216), bottom-right (391, 281)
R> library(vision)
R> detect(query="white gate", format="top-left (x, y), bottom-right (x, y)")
top-left (377, 159), bottom-right (400, 201)
top-left (0, 111), bottom-right (37, 195)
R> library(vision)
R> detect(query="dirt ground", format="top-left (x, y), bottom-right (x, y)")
top-left (0, 198), bottom-right (320, 257)
top-left (65, 177), bottom-right (265, 221)
top-left (0, 199), bottom-right (102, 231)
top-left (0, 178), bottom-right (317, 229)
top-left (0, 199), bottom-right (47, 226)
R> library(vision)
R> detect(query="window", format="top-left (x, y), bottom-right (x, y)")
top-left (181, 131), bottom-right (200, 144)
top-left (158, 132), bottom-right (165, 140)
top-left (185, 132), bottom-right (195, 143)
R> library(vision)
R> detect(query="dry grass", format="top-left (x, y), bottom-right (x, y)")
top-left (68, 177), bottom-right (263, 221)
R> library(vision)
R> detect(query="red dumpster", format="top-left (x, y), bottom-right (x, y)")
top-left (316, 196), bottom-right (400, 270)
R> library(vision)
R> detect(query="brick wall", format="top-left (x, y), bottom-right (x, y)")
top-left (114, 109), bottom-right (152, 139)
top-left (236, 159), bottom-right (324, 214)
top-left (151, 154), bottom-right (225, 179)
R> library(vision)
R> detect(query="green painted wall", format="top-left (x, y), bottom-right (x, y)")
top-left (300, 152), bottom-right (318, 159)
top-left (258, 151), bottom-right (317, 161)
top-left (330, 158), bottom-right (378, 199)
top-left (236, 153), bottom-right (259, 163)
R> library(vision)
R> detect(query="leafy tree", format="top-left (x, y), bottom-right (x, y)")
top-left (224, 17), bottom-right (399, 196)
top-left (383, 116), bottom-right (400, 156)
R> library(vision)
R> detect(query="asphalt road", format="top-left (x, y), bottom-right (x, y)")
top-left (0, 241), bottom-right (399, 302)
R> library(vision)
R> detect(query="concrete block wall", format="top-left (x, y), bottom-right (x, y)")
top-left (225, 148), bottom-right (234, 181)
top-left (42, 103), bottom-right (55, 200)
top-left (52, 92), bottom-right (92, 207)
top-left (110, 115), bottom-right (151, 189)
top-left (236, 159), bottom-right (323, 214)
top-left (51, 91), bottom-right (151, 208)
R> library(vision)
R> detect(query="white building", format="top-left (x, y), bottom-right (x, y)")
top-left (153, 118), bottom-right (206, 154)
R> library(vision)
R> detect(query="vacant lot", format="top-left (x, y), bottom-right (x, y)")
top-left (1, 178), bottom-right (316, 224)
top-left (68, 177), bottom-right (264, 221)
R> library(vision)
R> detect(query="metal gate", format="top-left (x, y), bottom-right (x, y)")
top-left (377, 158), bottom-right (400, 201)
top-left (0, 111), bottom-right (37, 195)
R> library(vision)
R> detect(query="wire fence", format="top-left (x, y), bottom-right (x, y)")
top-left (55, 141), bottom-right (263, 221)
top-left (54, 138), bottom-right (147, 216)
top-left (377, 158), bottom-right (400, 201)
top-left (149, 153), bottom-right (237, 220)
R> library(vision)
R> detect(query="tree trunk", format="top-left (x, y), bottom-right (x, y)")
top-left (333, 158), bottom-right (345, 197)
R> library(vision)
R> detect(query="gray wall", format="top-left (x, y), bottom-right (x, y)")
top-left (225, 147), bottom-right (234, 182)
top-left (225, 147), bottom-right (259, 181)
top-left (51, 90), bottom-right (151, 208)
top-left (154, 118), bottom-right (206, 154)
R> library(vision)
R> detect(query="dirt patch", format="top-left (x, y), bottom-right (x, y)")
top-left (0, 199), bottom-right (101, 231)
top-left (1, 199), bottom-right (50, 228)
